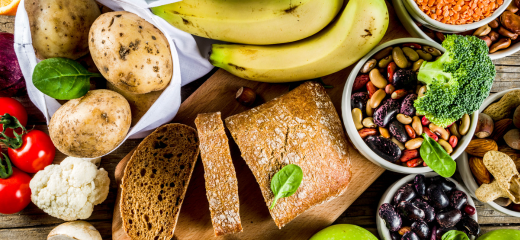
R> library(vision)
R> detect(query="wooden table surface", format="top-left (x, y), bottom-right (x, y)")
top-left (2, 13), bottom-right (520, 239)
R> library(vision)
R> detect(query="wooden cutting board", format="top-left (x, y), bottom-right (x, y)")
top-left (112, 3), bottom-right (411, 239)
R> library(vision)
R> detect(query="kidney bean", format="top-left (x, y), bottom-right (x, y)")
top-left (400, 149), bottom-right (419, 162)
top-left (363, 117), bottom-right (377, 128)
top-left (397, 114), bottom-right (413, 125)
top-left (424, 127), bottom-right (438, 141)
top-left (379, 55), bottom-right (394, 68)
top-left (353, 74), bottom-right (370, 91)
top-left (402, 47), bottom-right (420, 61)
top-left (359, 128), bottom-right (378, 138)
top-left (405, 138), bottom-right (424, 150)
top-left (449, 122), bottom-right (461, 138)
top-left (393, 47), bottom-right (409, 69)
top-left (403, 43), bottom-right (422, 49)
top-left (366, 104), bottom-right (374, 117)
top-left (407, 158), bottom-right (424, 167)
top-left (421, 116), bottom-right (430, 126)
top-left (370, 89), bottom-right (386, 109)
top-left (361, 59), bottom-right (377, 73)
top-left (412, 116), bottom-right (423, 136)
top-left (449, 135), bottom-right (458, 148)
top-left (416, 49), bottom-right (433, 61)
top-left (367, 81), bottom-right (377, 97)
top-left (438, 139), bottom-right (453, 154)
top-left (459, 114), bottom-right (470, 136)
top-left (373, 47), bottom-right (393, 60)
top-left (369, 68), bottom-right (388, 89)
top-left (392, 137), bottom-right (406, 150)
top-left (352, 108), bottom-right (364, 130)
top-left (412, 59), bottom-right (424, 72)
top-left (429, 123), bottom-right (449, 141)
top-left (390, 119), bottom-right (409, 143)
top-left (423, 161), bottom-right (428, 167)
top-left (405, 125), bottom-right (416, 138)
top-left (387, 62), bottom-right (397, 83)
top-left (418, 86), bottom-right (427, 98)
top-left (379, 127), bottom-right (391, 139)
top-left (386, 84), bottom-right (396, 95)
top-left (392, 89), bottom-right (407, 99)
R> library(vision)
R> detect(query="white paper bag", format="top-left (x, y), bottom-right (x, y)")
top-left (13, 0), bottom-right (215, 155)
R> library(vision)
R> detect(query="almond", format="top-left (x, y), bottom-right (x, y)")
top-left (466, 139), bottom-right (498, 157)
top-left (490, 118), bottom-right (514, 142)
top-left (469, 156), bottom-right (492, 185)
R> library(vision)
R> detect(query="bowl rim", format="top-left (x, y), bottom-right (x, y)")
top-left (341, 37), bottom-right (478, 174)
top-left (457, 88), bottom-right (520, 218)
top-left (392, 0), bottom-right (520, 60)
top-left (376, 172), bottom-right (478, 240)
top-left (402, 0), bottom-right (511, 33)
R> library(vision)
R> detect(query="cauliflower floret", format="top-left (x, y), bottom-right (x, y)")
top-left (30, 157), bottom-right (110, 221)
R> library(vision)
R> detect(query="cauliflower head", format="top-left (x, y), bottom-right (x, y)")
top-left (30, 157), bottom-right (110, 221)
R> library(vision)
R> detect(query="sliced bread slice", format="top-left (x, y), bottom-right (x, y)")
top-left (195, 112), bottom-right (242, 236)
top-left (120, 123), bottom-right (200, 240)
top-left (225, 81), bottom-right (352, 228)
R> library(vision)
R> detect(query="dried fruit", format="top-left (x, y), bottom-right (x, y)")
top-left (466, 139), bottom-right (498, 157)
top-left (469, 156), bottom-right (492, 185)
top-left (490, 118), bottom-right (514, 142)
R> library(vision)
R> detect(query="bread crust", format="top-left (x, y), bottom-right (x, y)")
top-left (120, 123), bottom-right (200, 240)
top-left (225, 81), bottom-right (352, 228)
top-left (195, 112), bottom-right (242, 236)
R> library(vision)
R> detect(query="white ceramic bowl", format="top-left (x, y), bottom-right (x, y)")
top-left (402, 0), bottom-right (511, 33)
top-left (457, 88), bottom-right (520, 217)
top-left (393, 0), bottom-right (520, 60)
top-left (377, 172), bottom-right (478, 240)
top-left (341, 38), bottom-right (478, 174)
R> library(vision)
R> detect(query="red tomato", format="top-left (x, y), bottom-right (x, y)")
top-left (0, 97), bottom-right (28, 138)
top-left (8, 130), bottom-right (55, 173)
top-left (0, 167), bottom-right (32, 214)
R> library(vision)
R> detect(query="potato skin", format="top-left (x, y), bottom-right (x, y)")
top-left (107, 82), bottom-right (162, 126)
top-left (49, 89), bottom-right (131, 158)
top-left (25, 0), bottom-right (100, 60)
top-left (89, 11), bottom-right (173, 94)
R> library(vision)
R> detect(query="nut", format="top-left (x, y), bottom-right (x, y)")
top-left (236, 87), bottom-right (256, 106)
top-left (501, 11), bottom-right (520, 34)
top-left (489, 38), bottom-right (511, 53)
top-left (483, 89), bottom-right (520, 121)
top-left (507, 1), bottom-right (519, 13)
top-left (466, 139), bottom-right (498, 157)
top-left (489, 19), bottom-right (500, 28)
top-left (469, 156), bottom-right (492, 185)
top-left (490, 118), bottom-right (514, 141)
top-left (504, 129), bottom-right (520, 150)
top-left (475, 113), bottom-right (494, 138)
top-left (489, 30), bottom-right (500, 42)
top-left (494, 197), bottom-right (512, 207)
top-left (514, 106), bottom-right (520, 128)
top-left (474, 24), bottom-right (492, 37)
top-left (498, 26), bottom-right (518, 40)
top-left (478, 36), bottom-right (492, 47)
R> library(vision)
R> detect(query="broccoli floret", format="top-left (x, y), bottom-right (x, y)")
top-left (414, 34), bottom-right (496, 128)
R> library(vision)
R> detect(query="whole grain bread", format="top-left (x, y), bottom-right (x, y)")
top-left (120, 123), bottom-right (200, 240)
top-left (225, 81), bottom-right (352, 228)
top-left (195, 112), bottom-right (242, 236)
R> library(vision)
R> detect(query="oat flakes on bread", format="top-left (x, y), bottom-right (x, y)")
top-left (120, 123), bottom-right (200, 240)
top-left (195, 112), bottom-right (242, 236)
top-left (225, 81), bottom-right (352, 228)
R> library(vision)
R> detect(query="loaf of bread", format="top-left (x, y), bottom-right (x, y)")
top-left (120, 124), bottom-right (200, 240)
top-left (225, 81), bottom-right (352, 228)
top-left (195, 112), bottom-right (242, 236)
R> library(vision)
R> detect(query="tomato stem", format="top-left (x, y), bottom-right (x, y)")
top-left (0, 113), bottom-right (26, 149)
top-left (0, 153), bottom-right (13, 179)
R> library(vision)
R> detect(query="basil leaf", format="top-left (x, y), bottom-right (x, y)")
top-left (442, 230), bottom-right (470, 240)
top-left (33, 58), bottom-right (102, 100)
top-left (420, 133), bottom-right (456, 177)
top-left (270, 164), bottom-right (303, 209)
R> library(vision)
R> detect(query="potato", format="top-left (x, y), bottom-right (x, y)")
top-left (49, 89), bottom-right (131, 158)
top-left (107, 82), bottom-right (162, 126)
top-left (25, 0), bottom-right (100, 60)
top-left (89, 11), bottom-right (173, 94)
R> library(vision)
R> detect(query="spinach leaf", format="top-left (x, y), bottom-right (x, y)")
top-left (420, 133), bottom-right (456, 178)
top-left (442, 230), bottom-right (470, 240)
top-left (270, 164), bottom-right (303, 209)
top-left (33, 58), bottom-right (102, 100)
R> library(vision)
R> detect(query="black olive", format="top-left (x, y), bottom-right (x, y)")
top-left (365, 136), bottom-right (402, 162)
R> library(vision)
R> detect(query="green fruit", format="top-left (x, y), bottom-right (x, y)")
top-left (477, 229), bottom-right (520, 240)
top-left (309, 224), bottom-right (378, 240)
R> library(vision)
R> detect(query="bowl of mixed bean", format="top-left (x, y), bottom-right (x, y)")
top-left (402, 0), bottom-right (510, 33)
top-left (341, 38), bottom-right (477, 174)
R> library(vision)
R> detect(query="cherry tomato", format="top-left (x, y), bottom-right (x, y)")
top-left (8, 130), bottom-right (55, 173)
top-left (0, 97), bottom-right (28, 138)
top-left (0, 167), bottom-right (32, 214)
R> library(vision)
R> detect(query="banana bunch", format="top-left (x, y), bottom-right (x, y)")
top-left (151, 0), bottom-right (344, 45)
top-left (153, 0), bottom-right (389, 83)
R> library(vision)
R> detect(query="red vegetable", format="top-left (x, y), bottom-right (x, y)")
top-left (0, 154), bottom-right (31, 214)
top-left (0, 97), bottom-right (28, 138)
top-left (0, 33), bottom-right (26, 97)
top-left (8, 130), bottom-right (55, 173)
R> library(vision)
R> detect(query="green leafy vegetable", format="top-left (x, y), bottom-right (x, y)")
top-left (414, 34), bottom-right (495, 128)
top-left (270, 164), bottom-right (303, 209)
top-left (0, 153), bottom-right (13, 179)
top-left (442, 230), bottom-right (470, 240)
top-left (33, 58), bottom-right (102, 100)
top-left (420, 133), bottom-right (456, 177)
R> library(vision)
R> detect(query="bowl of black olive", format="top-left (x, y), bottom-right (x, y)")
top-left (377, 173), bottom-right (479, 240)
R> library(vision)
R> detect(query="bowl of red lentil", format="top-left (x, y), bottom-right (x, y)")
top-left (403, 0), bottom-right (511, 32)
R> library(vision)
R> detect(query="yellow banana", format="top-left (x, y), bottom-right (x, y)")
top-left (209, 0), bottom-right (389, 83)
top-left (151, 0), bottom-right (343, 45)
